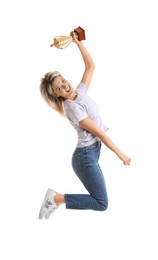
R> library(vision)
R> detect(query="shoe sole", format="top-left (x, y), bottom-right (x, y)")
top-left (45, 206), bottom-right (58, 219)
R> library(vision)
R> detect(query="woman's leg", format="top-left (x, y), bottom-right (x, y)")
top-left (64, 142), bottom-right (108, 211)
top-left (39, 142), bottom-right (108, 219)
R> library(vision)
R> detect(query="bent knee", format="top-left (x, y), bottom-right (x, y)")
top-left (100, 203), bottom-right (108, 211)
top-left (98, 200), bottom-right (108, 211)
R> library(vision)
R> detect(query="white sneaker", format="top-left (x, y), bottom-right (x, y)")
top-left (39, 188), bottom-right (58, 219)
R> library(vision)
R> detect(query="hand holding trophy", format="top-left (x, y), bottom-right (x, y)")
top-left (50, 26), bottom-right (86, 49)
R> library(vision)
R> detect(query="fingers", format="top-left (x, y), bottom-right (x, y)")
top-left (71, 32), bottom-right (78, 42)
top-left (124, 158), bottom-right (131, 166)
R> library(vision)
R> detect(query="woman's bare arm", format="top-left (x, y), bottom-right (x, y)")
top-left (79, 117), bottom-right (131, 165)
top-left (72, 34), bottom-right (95, 90)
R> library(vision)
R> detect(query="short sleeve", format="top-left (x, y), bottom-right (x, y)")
top-left (66, 103), bottom-right (88, 125)
top-left (76, 82), bottom-right (87, 96)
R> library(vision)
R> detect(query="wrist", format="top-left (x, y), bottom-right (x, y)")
top-left (76, 41), bottom-right (82, 47)
top-left (117, 151), bottom-right (123, 158)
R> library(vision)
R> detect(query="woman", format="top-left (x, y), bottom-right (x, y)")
top-left (39, 33), bottom-right (131, 219)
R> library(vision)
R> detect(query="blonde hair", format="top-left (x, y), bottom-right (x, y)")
top-left (40, 71), bottom-right (65, 116)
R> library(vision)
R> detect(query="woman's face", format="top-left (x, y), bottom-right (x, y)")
top-left (51, 75), bottom-right (75, 100)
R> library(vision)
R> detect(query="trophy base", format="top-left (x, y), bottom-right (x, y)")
top-left (73, 26), bottom-right (86, 41)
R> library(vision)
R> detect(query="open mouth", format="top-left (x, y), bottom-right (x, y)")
top-left (66, 85), bottom-right (71, 93)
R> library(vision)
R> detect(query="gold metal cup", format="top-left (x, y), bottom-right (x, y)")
top-left (50, 26), bottom-right (85, 49)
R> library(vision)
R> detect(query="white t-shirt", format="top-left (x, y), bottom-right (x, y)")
top-left (63, 82), bottom-right (109, 147)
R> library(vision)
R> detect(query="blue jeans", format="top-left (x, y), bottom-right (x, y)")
top-left (64, 141), bottom-right (108, 211)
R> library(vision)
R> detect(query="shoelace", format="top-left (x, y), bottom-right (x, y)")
top-left (44, 199), bottom-right (54, 209)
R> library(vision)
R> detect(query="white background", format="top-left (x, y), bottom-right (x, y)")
top-left (0, 0), bottom-right (158, 259)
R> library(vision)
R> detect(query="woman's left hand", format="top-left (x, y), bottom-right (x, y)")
top-left (118, 153), bottom-right (131, 166)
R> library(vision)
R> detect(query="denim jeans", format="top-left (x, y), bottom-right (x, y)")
top-left (64, 141), bottom-right (108, 211)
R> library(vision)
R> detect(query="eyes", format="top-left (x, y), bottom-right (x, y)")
top-left (56, 87), bottom-right (61, 92)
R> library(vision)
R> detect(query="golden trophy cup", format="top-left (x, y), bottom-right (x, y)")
top-left (50, 26), bottom-right (85, 49)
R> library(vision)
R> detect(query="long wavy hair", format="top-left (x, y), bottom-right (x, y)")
top-left (40, 71), bottom-right (65, 116)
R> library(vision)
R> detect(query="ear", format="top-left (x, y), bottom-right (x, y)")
top-left (53, 92), bottom-right (60, 97)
